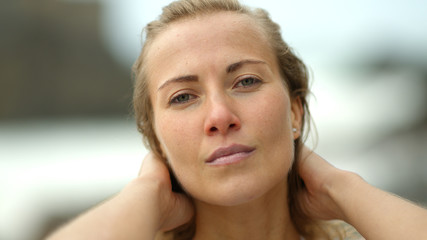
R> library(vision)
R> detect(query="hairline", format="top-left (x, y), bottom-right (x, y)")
top-left (142, 10), bottom-right (280, 95)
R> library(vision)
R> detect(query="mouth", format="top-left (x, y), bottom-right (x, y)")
top-left (206, 144), bottom-right (255, 166)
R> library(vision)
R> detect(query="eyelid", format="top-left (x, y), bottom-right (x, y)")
top-left (233, 74), bottom-right (263, 88)
top-left (168, 90), bottom-right (198, 106)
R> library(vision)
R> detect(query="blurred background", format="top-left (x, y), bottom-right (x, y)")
top-left (0, 0), bottom-right (426, 239)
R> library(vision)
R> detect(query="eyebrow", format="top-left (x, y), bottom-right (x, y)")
top-left (157, 75), bottom-right (198, 91)
top-left (226, 59), bottom-right (266, 73)
top-left (157, 59), bottom-right (267, 91)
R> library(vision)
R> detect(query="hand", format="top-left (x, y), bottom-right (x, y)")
top-left (136, 152), bottom-right (194, 231)
top-left (46, 153), bottom-right (195, 240)
top-left (297, 146), bottom-right (358, 221)
top-left (297, 146), bottom-right (427, 240)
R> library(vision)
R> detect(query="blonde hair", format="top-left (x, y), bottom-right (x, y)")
top-left (133, 0), bottom-right (348, 239)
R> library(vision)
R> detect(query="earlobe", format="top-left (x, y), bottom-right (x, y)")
top-left (291, 97), bottom-right (304, 140)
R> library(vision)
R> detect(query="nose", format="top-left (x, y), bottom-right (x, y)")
top-left (203, 95), bottom-right (241, 136)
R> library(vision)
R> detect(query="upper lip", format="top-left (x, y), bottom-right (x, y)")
top-left (206, 144), bottom-right (255, 163)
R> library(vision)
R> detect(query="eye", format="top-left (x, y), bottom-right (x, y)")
top-left (170, 93), bottom-right (196, 105)
top-left (234, 76), bottom-right (262, 88)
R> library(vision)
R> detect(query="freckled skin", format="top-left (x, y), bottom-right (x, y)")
top-left (146, 12), bottom-right (298, 206)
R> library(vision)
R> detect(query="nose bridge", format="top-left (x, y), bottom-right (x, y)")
top-left (208, 92), bottom-right (231, 117)
top-left (204, 90), bottom-right (240, 135)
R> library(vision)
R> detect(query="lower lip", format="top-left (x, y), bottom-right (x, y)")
top-left (206, 150), bottom-right (254, 166)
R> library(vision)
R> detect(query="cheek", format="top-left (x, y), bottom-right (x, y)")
top-left (154, 111), bottom-right (201, 164)
top-left (254, 85), bottom-right (294, 169)
top-left (253, 86), bottom-right (292, 142)
top-left (154, 112), bottom-right (204, 195)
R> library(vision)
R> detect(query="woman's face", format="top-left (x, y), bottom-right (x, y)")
top-left (146, 12), bottom-right (302, 206)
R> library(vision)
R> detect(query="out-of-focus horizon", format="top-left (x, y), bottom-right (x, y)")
top-left (1, 0), bottom-right (426, 239)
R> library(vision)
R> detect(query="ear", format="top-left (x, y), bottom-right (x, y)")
top-left (290, 97), bottom-right (304, 140)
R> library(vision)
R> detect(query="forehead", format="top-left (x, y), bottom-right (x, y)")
top-left (144, 11), bottom-right (276, 87)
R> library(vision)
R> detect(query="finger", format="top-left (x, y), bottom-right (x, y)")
top-left (300, 145), bottom-right (314, 162)
top-left (299, 145), bottom-right (333, 168)
top-left (138, 152), bottom-right (151, 176)
top-left (138, 152), bottom-right (166, 176)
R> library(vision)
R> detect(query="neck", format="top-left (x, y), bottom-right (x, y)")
top-left (192, 180), bottom-right (300, 240)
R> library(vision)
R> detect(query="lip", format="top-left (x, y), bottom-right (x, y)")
top-left (206, 144), bottom-right (255, 166)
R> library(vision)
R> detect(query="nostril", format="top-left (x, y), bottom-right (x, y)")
top-left (210, 126), bottom-right (218, 132)
top-left (230, 123), bottom-right (236, 128)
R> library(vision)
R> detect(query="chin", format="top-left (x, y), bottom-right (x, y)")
top-left (191, 176), bottom-right (283, 207)
top-left (210, 190), bottom-right (261, 207)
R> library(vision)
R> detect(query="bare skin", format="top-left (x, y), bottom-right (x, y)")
top-left (46, 10), bottom-right (427, 240)
top-left (192, 175), bottom-right (298, 240)
top-left (298, 147), bottom-right (427, 240)
top-left (144, 12), bottom-right (303, 240)
top-left (47, 153), bottom-right (194, 240)
top-left (47, 149), bottom-right (427, 240)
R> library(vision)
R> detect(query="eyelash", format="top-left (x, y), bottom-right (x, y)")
top-left (169, 92), bottom-right (196, 105)
top-left (168, 76), bottom-right (262, 105)
top-left (233, 76), bottom-right (262, 89)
